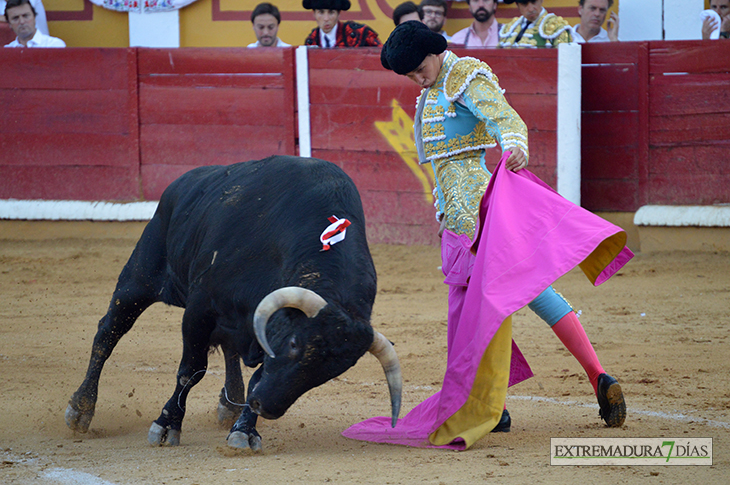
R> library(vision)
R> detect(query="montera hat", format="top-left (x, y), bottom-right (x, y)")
top-left (381, 20), bottom-right (447, 75)
top-left (302, 0), bottom-right (351, 10)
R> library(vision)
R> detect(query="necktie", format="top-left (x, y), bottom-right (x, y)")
top-left (515, 20), bottom-right (530, 43)
top-left (324, 35), bottom-right (331, 48)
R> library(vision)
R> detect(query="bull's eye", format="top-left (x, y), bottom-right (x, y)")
top-left (288, 335), bottom-right (299, 358)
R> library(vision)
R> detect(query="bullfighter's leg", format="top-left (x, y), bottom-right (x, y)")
top-left (66, 225), bottom-right (166, 433)
top-left (217, 344), bottom-right (247, 427)
top-left (227, 366), bottom-right (263, 451)
top-left (148, 299), bottom-right (215, 446)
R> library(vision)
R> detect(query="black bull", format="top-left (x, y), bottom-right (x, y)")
top-left (65, 156), bottom-right (402, 451)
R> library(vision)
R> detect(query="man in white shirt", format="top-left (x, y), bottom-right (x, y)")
top-left (4, 0), bottom-right (64, 47)
top-left (248, 3), bottom-right (291, 47)
top-left (572, 0), bottom-right (618, 43)
top-left (0, 0), bottom-right (47, 35)
top-left (450, 0), bottom-right (499, 48)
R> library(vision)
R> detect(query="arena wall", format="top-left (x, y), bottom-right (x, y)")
top-left (1, 42), bottom-right (728, 249)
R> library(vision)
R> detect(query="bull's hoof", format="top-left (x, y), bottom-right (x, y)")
top-left (148, 422), bottom-right (181, 446)
top-left (65, 404), bottom-right (93, 433)
top-left (217, 402), bottom-right (243, 428)
top-left (227, 431), bottom-right (262, 451)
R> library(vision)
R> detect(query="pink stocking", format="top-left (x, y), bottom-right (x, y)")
top-left (551, 312), bottom-right (605, 394)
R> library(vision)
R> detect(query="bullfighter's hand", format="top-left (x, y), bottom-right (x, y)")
top-left (505, 147), bottom-right (528, 172)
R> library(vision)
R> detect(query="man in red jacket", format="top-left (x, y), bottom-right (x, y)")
top-left (303, 0), bottom-right (381, 47)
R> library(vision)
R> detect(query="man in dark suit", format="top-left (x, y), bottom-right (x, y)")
top-left (303, 0), bottom-right (381, 47)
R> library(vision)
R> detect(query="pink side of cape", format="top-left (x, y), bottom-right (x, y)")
top-left (342, 155), bottom-right (633, 449)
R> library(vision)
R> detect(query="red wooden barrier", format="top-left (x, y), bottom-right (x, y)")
top-left (647, 41), bottom-right (730, 207)
top-left (137, 48), bottom-right (297, 199)
top-left (581, 40), bottom-right (730, 211)
top-left (0, 48), bottom-right (140, 200)
top-left (581, 42), bottom-right (647, 212)
top-left (307, 47), bottom-right (558, 245)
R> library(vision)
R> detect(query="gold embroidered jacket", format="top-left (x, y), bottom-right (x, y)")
top-left (499, 8), bottom-right (573, 48)
top-left (416, 51), bottom-right (529, 238)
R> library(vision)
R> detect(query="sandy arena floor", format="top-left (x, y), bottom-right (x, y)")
top-left (1, 233), bottom-right (728, 484)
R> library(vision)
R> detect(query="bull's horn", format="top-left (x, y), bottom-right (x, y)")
top-left (369, 332), bottom-right (403, 428)
top-left (253, 287), bottom-right (327, 358)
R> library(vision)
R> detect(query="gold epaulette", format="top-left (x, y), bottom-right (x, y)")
top-left (444, 58), bottom-right (498, 102)
top-left (539, 13), bottom-right (572, 40)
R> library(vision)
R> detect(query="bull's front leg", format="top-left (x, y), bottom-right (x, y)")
top-left (227, 366), bottom-right (263, 451)
top-left (148, 302), bottom-right (214, 446)
top-left (217, 344), bottom-right (247, 428)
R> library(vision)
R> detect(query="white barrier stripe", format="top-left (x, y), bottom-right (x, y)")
top-left (634, 205), bottom-right (730, 227)
top-left (0, 200), bottom-right (158, 221)
top-left (508, 395), bottom-right (730, 429)
top-left (557, 42), bottom-right (582, 206)
top-left (296, 46), bottom-right (312, 158)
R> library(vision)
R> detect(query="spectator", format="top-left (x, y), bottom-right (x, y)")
top-left (420, 0), bottom-right (450, 41)
top-left (4, 0), bottom-right (63, 47)
top-left (702, 0), bottom-right (730, 39)
top-left (0, 0), bottom-right (47, 35)
top-left (303, 0), bottom-right (381, 47)
top-left (393, 2), bottom-right (422, 26)
top-left (499, 0), bottom-right (572, 47)
top-left (450, 0), bottom-right (499, 48)
top-left (248, 3), bottom-right (290, 47)
top-left (572, 0), bottom-right (618, 43)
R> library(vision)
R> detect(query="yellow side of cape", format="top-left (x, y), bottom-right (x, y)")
top-left (429, 316), bottom-right (512, 449)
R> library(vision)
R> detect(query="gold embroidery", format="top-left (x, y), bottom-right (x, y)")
top-left (423, 105), bottom-right (445, 120)
top-left (540, 14), bottom-right (571, 39)
top-left (445, 58), bottom-right (498, 102)
top-left (422, 122), bottom-right (445, 140)
top-left (432, 154), bottom-right (491, 238)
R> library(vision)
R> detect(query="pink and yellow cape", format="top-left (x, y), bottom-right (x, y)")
top-left (343, 153), bottom-right (633, 450)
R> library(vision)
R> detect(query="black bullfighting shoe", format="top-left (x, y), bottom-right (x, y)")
top-left (491, 409), bottom-right (511, 433)
top-left (596, 373), bottom-right (626, 427)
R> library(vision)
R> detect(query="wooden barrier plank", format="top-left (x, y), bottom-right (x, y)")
top-left (582, 64), bottom-right (638, 112)
top-left (650, 113), bottom-right (730, 145)
top-left (650, 145), bottom-right (730, 176)
top-left (648, 173), bottom-right (730, 205)
top-left (139, 74), bottom-right (286, 89)
top-left (139, 85), bottom-right (288, 125)
top-left (338, 152), bottom-right (432, 194)
top-left (649, 40), bottom-right (730, 75)
top-left (0, 89), bottom-right (131, 134)
top-left (0, 48), bottom-right (131, 90)
top-left (137, 48), bottom-right (289, 74)
top-left (0, 165), bottom-right (139, 201)
top-left (581, 179), bottom-right (639, 212)
top-left (140, 124), bottom-right (291, 167)
top-left (0, 133), bottom-right (137, 167)
top-left (142, 164), bottom-right (209, 201)
top-left (582, 42), bottom-right (645, 65)
top-left (308, 69), bottom-right (421, 106)
top-left (649, 75), bottom-right (730, 116)
top-left (581, 146), bottom-right (638, 179)
top-left (582, 111), bottom-right (638, 147)
top-left (310, 105), bottom-right (398, 152)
